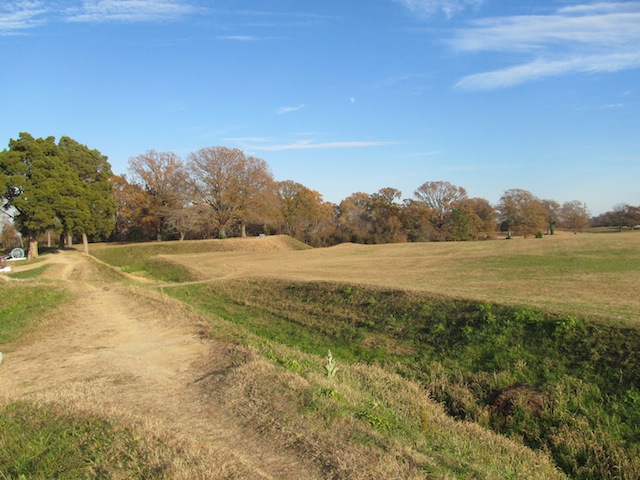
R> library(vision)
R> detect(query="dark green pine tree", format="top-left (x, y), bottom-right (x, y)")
top-left (0, 133), bottom-right (116, 258)
top-left (0, 133), bottom-right (62, 258)
top-left (57, 137), bottom-right (116, 253)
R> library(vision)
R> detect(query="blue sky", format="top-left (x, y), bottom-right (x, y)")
top-left (1, 0), bottom-right (639, 215)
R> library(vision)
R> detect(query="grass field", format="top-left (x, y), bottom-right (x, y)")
top-left (110, 231), bottom-right (640, 324)
top-left (5, 231), bottom-right (638, 478)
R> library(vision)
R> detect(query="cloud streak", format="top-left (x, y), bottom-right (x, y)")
top-left (451, 2), bottom-right (640, 89)
top-left (66, 0), bottom-right (199, 23)
top-left (228, 138), bottom-right (394, 151)
top-left (256, 141), bottom-right (394, 151)
top-left (276, 104), bottom-right (305, 115)
top-left (394, 0), bottom-right (484, 19)
top-left (0, 1), bottom-right (48, 34)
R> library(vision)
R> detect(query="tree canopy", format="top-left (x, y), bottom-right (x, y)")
top-left (187, 147), bottom-right (275, 239)
top-left (0, 133), bottom-right (116, 257)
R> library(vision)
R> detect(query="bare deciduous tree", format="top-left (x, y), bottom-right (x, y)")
top-left (187, 147), bottom-right (275, 239)
top-left (414, 181), bottom-right (467, 240)
top-left (128, 150), bottom-right (189, 241)
top-left (498, 188), bottom-right (546, 238)
top-left (276, 180), bottom-right (335, 246)
top-left (559, 201), bottom-right (590, 233)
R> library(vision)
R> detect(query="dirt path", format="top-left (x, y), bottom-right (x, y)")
top-left (0, 251), bottom-right (323, 479)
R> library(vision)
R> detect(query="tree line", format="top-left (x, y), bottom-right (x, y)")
top-left (2, 133), bottom-right (636, 253)
top-left (113, 147), bottom-right (595, 246)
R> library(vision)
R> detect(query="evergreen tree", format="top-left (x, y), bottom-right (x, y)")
top-left (0, 133), bottom-right (115, 257)
top-left (58, 137), bottom-right (116, 252)
top-left (0, 134), bottom-right (62, 258)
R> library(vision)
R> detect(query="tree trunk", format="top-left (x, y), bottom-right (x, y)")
top-left (82, 232), bottom-right (89, 255)
top-left (67, 233), bottom-right (73, 247)
top-left (60, 233), bottom-right (65, 249)
top-left (47, 230), bottom-right (52, 247)
top-left (28, 240), bottom-right (38, 260)
top-left (241, 223), bottom-right (247, 237)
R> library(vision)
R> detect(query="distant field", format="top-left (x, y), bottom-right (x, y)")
top-left (154, 231), bottom-right (640, 324)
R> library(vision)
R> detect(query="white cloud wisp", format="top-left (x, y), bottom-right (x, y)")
top-left (452, 2), bottom-right (640, 90)
top-left (276, 104), bottom-right (305, 115)
top-left (67, 0), bottom-right (198, 23)
top-left (0, 1), bottom-right (48, 34)
top-left (228, 138), bottom-right (394, 151)
top-left (394, 0), bottom-right (484, 19)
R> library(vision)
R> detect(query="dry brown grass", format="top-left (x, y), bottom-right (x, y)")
top-left (8, 234), bottom-right (635, 478)
top-left (11, 382), bottom-right (259, 480)
top-left (197, 342), bottom-right (566, 479)
top-left (163, 231), bottom-right (640, 323)
top-left (1, 250), bottom-right (325, 480)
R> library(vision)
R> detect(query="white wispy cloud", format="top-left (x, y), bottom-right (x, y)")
top-left (276, 104), bottom-right (305, 115)
top-left (216, 35), bottom-right (257, 41)
top-left (0, 1), bottom-right (48, 34)
top-left (394, 0), bottom-right (483, 19)
top-left (451, 2), bottom-right (640, 90)
top-left (256, 141), bottom-right (393, 151)
top-left (227, 138), bottom-right (394, 151)
top-left (216, 34), bottom-right (279, 42)
top-left (66, 0), bottom-right (198, 23)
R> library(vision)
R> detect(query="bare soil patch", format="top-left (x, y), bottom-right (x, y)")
top-left (0, 250), bottom-right (323, 479)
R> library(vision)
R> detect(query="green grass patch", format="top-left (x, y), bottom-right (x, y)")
top-left (91, 236), bottom-right (310, 283)
top-left (6, 264), bottom-right (51, 280)
top-left (91, 236), bottom-right (310, 268)
top-left (121, 258), bottom-right (199, 283)
top-left (166, 283), bottom-right (392, 364)
top-left (0, 402), bottom-right (172, 479)
top-left (166, 278), bottom-right (640, 479)
top-left (0, 284), bottom-right (68, 344)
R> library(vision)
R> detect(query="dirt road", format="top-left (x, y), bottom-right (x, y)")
top-left (0, 250), bottom-right (323, 479)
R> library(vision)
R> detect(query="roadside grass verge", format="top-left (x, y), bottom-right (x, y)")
top-left (0, 284), bottom-right (68, 345)
top-left (6, 264), bottom-right (50, 280)
top-left (166, 278), bottom-right (640, 479)
top-left (0, 401), bottom-right (170, 478)
top-left (0, 400), bottom-right (226, 479)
